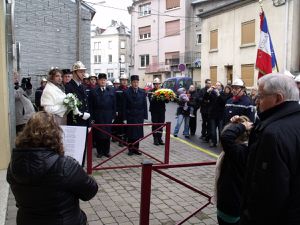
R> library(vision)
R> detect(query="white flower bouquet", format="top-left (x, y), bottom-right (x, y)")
top-left (63, 93), bottom-right (82, 116)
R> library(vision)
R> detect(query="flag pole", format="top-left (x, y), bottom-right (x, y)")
top-left (258, 0), bottom-right (279, 73)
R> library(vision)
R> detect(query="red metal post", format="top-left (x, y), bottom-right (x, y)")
top-left (139, 161), bottom-right (153, 225)
top-left (164, 122), bottom-right (171, 164)
top-left (87, 127), bottom-right (93, 175)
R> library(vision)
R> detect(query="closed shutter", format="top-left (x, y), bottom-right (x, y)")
top-left (210, 66), bottom-right (217, 84)
top-left (241, 64), bottom-right (254, 86)
top-left (165, 20), bottom-right (180, 36)
top-left (241, 20), bottom-right (255, 45)
top-left (210, 30), bottom-right (218, 50)
top-left (166, 0), bottom-right (180, 10)
top-left (139, 26), bottom-right (151, 36)
top-left (165, 51), bottom-right (180, 65)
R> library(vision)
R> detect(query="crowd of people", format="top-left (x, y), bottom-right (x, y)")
top-left (11, 66), bottom-right (300, 225)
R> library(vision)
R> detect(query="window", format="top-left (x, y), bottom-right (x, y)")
top-left (94, 55), bottom-right (101, 64)
top-left (196, 34), bottom-right (202, 44)
top-left (108, 54), bottom-right (112, 63)
top-left (140, 54), bottom-right (150, 68)
top-left (120, 40), bottom-right (125, 49)
top-left (107, 70), bottom-right (114, 78)
top-left (166, 0), bottom-right (180, 10)
top-left (120, 54), bottom-right (125, 63)
top-left (93, 42), bottom-right (101, 50)
top-left (139, 26), bottom-right (151, 40)
top-left (165, 51), bottom-right (180, 65)
top-left (210, 66), bottom-right (217, 84)
top-left (108, 41), bottom-right (112, 49)
top-left (241, 20), bottom-right (255, 45)
top-left (139, 3), bottom-right (151, 16)
top-left (241, 64), bottom-right (254, 86)
top-left (165, 20), bottom-right (180, 36)
top-left (210, 30), bottom-right (218, 50)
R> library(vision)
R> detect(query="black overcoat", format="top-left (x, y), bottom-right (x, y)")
top-left (124, 87), bottom-right (148, 140)
top-left (89, 86), bottom-right (116, 139)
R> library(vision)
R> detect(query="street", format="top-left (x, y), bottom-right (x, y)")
top-left (148, 101), bottom-right (222, 156)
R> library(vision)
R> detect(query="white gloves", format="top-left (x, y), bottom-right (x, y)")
top-left (82, 112), bottom-right (90, 120)
top-left (73, 107), bottom-right (80, 115)
top-left (123, 120), bottom-right (127, 123)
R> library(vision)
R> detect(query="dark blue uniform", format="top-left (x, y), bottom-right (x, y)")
top-left (124, 87), bottom-right (148, 154)
top-left (148, 88), bottom-right (166, 145)
top-left (65, 79), bottom-right (89, 127)
top-left (112, 85), bottom-right (128, 145)
top-left (89, 86), bottom-right (116, 157)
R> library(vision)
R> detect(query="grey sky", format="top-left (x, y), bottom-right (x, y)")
top-left (87, 0), bottom-right (133, 29)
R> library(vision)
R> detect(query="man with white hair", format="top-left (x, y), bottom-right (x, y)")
top-left (240, 73), bottom-right (300, 225)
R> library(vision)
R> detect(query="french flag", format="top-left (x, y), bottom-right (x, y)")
top-left (256, 11), bottom-right (277, 79)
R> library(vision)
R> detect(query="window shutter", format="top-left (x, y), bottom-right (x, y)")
top-left (241, 20), bottom-right (255, 45)
top-left (165, 20), bottom-right (180, 36)
top-left (210, 30), bottom-right (218, 50)
top-left (241, 64), bottom-right (254, 86)
top-left (210, 66), bottom-right (217, 84)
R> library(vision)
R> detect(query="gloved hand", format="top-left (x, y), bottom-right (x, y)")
top-left (123, 120), bottom-right (127, 124)
top-left (82, 112), bottom-right (90, 120)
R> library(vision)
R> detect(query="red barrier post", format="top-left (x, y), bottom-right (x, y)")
top-left (139, 161), bottom-right (153, 225)
top-left (164, 122), bottom-right (171, 164)
top-left (87, 127), bottom-right (93, 175)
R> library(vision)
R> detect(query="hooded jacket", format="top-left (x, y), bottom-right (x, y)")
top-left (7, 148), bottom-right (98, 225)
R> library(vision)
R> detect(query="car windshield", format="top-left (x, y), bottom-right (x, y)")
top-left (163, 80), bottom-right (175, 89)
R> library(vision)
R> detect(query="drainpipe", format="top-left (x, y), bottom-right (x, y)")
top-left (283, 0), bottom-right (289, 71)
top-left (157, 0), bottom-right (160, 77)
top-left (77, 0), bottom-right (81, 61)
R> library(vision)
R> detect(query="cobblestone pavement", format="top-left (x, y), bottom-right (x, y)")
top-left (5, 127), bottom-right (218, 225)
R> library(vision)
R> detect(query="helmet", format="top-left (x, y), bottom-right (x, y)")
top-left (41, 78), bottom-right (47, 82)
top-left (106, 80), bottom-right (113, 86)
top-left (294, 75), bottom-right (300, 83)
top-left (72, 61), bottom-right (86, 71)
top-left (113, 79), bottom-right (120, 84)
top-left (232, 78), bottom-right (244, 87)
top-left (120, 74), bottom-right (128, 80)
top-left (153, 78), bottom-right (161, 84)
top-left (84, 73), bottom-right (90, 79)
top-left (89, 73), bottom-right (97, 79)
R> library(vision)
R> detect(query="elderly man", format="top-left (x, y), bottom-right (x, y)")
top-left (240, 73), bottom-right (300, 225)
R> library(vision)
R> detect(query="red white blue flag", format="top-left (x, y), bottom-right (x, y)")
top-left (256, 11), bottom-right (277, 79)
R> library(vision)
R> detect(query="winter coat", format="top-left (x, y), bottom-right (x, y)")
top-left (15, 88), bottom-right (35, 126)
top-left (64, 79), bottom-right (89, 126)
top-left (41, 82), bottom-right (67, 118)
top-left (217, 123), bottom-right (249, 217)
top-left (199, 87), bottom-right (210, 114)
top-left (115, 85), bottom-right (128, 115)
top-left (223, 95), bottom-right (255, 125)
top-left (88, 86), bottom-right (116, 139)
top-left (240, 101), bottom-right (300, 225)
top-left (7, 147), bottom-right (98, 225)
top-left (124, 87), bottom-right (148, 139)
top-left (148, 88), bottom-right (166, 113)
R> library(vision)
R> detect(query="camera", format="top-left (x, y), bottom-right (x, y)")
top-left (21, 77), bottom-right (32, 90)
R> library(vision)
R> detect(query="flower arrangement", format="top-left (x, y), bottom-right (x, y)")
top-left (63, 93), bottom-right (82, 118)
top-left (152, 88), bottom-right (176, 102)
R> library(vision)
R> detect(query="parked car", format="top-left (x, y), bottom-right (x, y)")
top-left (162, 77), bottom-right (193, 94)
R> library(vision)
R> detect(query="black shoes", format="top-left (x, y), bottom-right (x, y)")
top-left (128, 150), bottom-right (142, 156)
top-left (96, 153), bottom-right (103, 158)
top-left (185, 135), bottom-right (190, 139)
top-left (158, 139), bottom-right (165, 145)
top-left (97, 153), bottom-right (111, 158)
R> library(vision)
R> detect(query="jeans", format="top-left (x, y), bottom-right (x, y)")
top-left (209, 118), bottom-right (223, 145)
top-left (174, 114), bottom-right (190, 136)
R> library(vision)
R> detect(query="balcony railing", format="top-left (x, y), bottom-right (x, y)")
top-left (145, 51), bottom-right (201, 73)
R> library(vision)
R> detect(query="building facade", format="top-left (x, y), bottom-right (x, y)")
top-left (14, 0), bottom-right (95, 91)
top-left (91, 20), bottom-right (131, 80)
top-left (195, 0), bottom-right (300, 87)
top-left (129, 0), bottom-right (200, 86)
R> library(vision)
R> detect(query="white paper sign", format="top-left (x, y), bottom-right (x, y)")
top-left (61, 125), bottom-right (87, 165)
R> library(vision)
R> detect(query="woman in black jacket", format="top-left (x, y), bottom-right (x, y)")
top-left (216, 115), bottom-right (252, 225)
top-left (7, 111), bottom-right (98, 225)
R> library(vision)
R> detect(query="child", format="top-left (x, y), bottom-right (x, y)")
top-left (178, 92), bottom-right (194, 117)
top-left (215, 115), bottom-right (253, 225)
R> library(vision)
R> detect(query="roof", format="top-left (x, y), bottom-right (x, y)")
top-left (82, 1), bottom-right (96, 19)
top-left (191, 0), bottom-right (210, 5)
top-left (197, 0), bottom-right (256, 18)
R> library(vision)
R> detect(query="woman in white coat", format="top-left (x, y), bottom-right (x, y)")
top-left (41, 68), bottom-right (67, 125)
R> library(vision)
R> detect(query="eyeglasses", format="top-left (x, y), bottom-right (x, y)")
top-left (256, 93), bottom-right (275, 100)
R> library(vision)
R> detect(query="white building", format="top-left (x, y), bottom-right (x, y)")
top-left (91, 20), bottom-right (131, 80)
top-left (194, 0), bottom-right (300, 87)
top-left (129, 0), bottom-right (200, 86)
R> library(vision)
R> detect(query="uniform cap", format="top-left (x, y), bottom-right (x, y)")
top-left (98, 73), bottom-right (107, 79)
top-left (130, 75), bottom-right (139, 81)
top-left (62, 69), bottom-right (72, 75)
top-left (41, 78), bottom-right (47, 82)
top-left (89, 73), bottom-right (97, 79)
